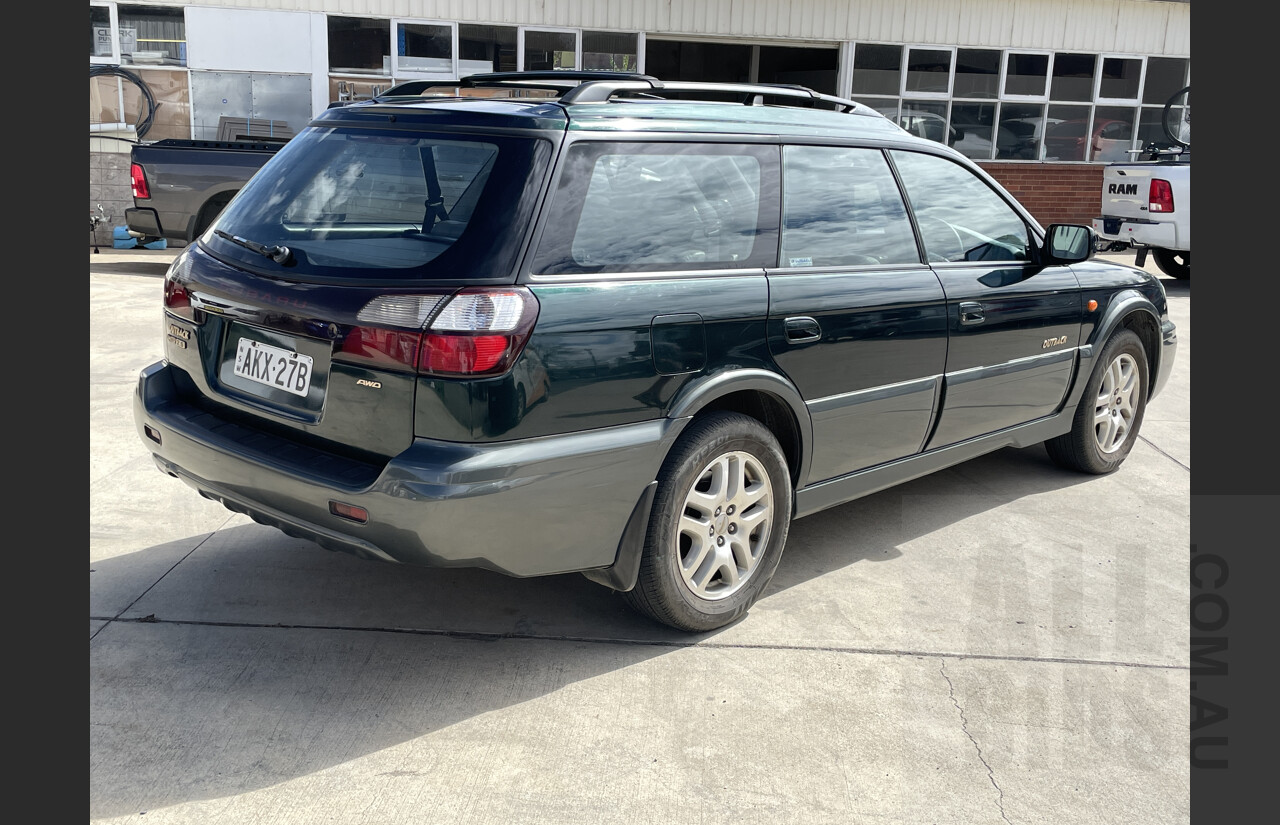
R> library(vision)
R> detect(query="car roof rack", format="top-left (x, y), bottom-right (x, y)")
top-left (374, 71), bottom-right (871, 115)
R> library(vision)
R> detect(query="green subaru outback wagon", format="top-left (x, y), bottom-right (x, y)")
top-left (134, 72), bottom-right (1177, 632)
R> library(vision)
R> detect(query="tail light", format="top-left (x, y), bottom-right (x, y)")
top-left (1149, 178), bottom-right (1175, 213)
top-left (130, 163), bottom-right (150, 199)
top-left (163, 249), bottom-right (199, 323)
top-left (341, 288), bottom-right (540, 377)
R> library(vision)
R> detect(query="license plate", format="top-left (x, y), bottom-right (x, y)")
top-left (1104, 218), bottom-right (1122, 235)
top-left (233, 338), bottom-right (314, 397)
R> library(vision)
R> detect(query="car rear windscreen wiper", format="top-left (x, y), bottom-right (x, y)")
top-left (214, 230), bottom-right (293, 264)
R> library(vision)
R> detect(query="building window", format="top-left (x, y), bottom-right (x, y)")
top-left (1051, 53), bottom-right (1097, 102)
top-left (953, 49), bottom-right (1000, 99)
top-left (1098, 57), bottom-right (1142, 101)
top-left (460, 24), bottom-right (519, 75)
top-left (522, 28), bottom-right (579, 71)
top-left (118, 4), bottom-right (186, 67)
top-left (393, 20), bottom-right (457, 77)
top-left (851, 44), bottom-right (902, 96)
top-left (583, 31), bottom-right (639, 72)
top-left (1003, 52), bottom-right (1049, 97)
top-left (328, 16), bottom-right (392, 75)
top-left (905, 48), bottom-right (952, 96)
top-left (90, 3), bottom-right (117, 63)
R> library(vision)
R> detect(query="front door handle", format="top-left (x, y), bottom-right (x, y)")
top-left (784, 316), bottom-right (822, 343)
top-left (959, 302), bottom-right (985, 325)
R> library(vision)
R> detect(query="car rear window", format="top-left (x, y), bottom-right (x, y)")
top-left (531, 141), bottom-right (779, 275)
top-left (202, 127), bottom-right (552, 282)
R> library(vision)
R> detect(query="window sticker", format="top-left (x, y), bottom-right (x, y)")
top-left (789, 256), bottom-right (814, 267)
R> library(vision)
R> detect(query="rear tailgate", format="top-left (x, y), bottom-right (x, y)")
top-left (165, 245), bottom-right (424, 461)
top-left (1099, 164), bottom-right (1154, 222)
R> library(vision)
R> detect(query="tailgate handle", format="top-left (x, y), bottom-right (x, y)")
top-left (959, 302), bottom-right (985, 325)
top-left (784, 316), bottom-right (822, 343)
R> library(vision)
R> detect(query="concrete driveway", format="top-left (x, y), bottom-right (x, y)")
top-left (90, 247), bottom-right (1190, 824)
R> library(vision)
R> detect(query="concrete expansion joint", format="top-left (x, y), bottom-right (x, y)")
top-left (940, 659), bottom-right (1013, 825)
top-left (1137, 434), bottom-right (1190, 471)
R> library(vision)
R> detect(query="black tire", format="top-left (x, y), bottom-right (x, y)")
top-left (623, 411), bottom-right (793, 632)
top-left (1045, 329), bottom-right (1149, 474)
top-left (1152, 248), bottom-right (1190, 280)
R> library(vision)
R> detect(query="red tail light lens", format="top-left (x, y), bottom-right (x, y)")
top-left (418, 289), bottom-right (540, 377)
top-left (1149, 178), bottom-right (1175, 213)
top-left (130, 163), bottom-right (150, 199)
top-left (163, 250), bottom-right (198, 322)
top-left (344, 288), bottom-right (540, 376)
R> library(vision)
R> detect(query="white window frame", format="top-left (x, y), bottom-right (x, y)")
top-left (1000, 49), bottom-right (1052, 101)
top-left (1094, 53), bottom-right (1147, 106)
top-left (901, 45), bottom-right (955, 100)
top-left (518, 26), bottom-right (582, 72)
top-left (91, 1), bottom-right (121, 65)
top-left (391, 18), bottom-right (458, 80)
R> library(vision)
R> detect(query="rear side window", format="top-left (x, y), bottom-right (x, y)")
top-left (532, 142), bottom-right (779, 275)
top-left (204, 127), bottom-right (552, 282)
top-left (889, 150), bottom-right (1031, 263)
top-left (781, 146), bottom-right (920, 267)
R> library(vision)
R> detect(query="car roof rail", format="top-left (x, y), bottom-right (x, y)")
top-left (374, 71), bottom-right (872, 115)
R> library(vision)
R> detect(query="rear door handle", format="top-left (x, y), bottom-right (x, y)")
top-left (959, 302), bottom-right (985, 325)
top-left (784, 316), bottom-right (822, 343)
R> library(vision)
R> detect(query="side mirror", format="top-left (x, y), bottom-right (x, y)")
top-left (1041, 224), bottom-right (1095, 264)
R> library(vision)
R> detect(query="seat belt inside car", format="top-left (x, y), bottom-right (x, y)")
top-left (419, 147), bottom-right (449, 232)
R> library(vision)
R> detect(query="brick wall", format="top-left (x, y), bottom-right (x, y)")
top-left (977, 162), bottom-right (1104, 228)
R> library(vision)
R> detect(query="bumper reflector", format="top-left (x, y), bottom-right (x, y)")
top-left (329, 501), bottom-right (369, 524)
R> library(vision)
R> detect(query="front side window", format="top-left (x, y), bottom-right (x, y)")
top-left (532, 143), bottom-right (779, 275)
top-left (205, 128), bottom-right (552, 282)
top-left (890, 151), bottom-right (1031, 263)
top-left (781, 146), bottom-right (920, 267)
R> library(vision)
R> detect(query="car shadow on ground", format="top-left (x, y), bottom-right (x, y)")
top-left (90, 442), bottom-right (1106, 815)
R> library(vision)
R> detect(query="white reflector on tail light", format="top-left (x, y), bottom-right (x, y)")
top-left (431, 291), bottom-right (527, 331)
top-left (163, 248), bottom-right (198, 322)
top-left (356, 295), bottom-right (446, 327)
top-left (419, 288), bottom-right (539, 377)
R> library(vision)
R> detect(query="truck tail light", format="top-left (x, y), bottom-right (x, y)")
top-left (341, 288), bottom-right (540, 377)
top-left (131, 162), bottom-right (150, 199)
top-left (1149, 178), bottom-right (1175, 213)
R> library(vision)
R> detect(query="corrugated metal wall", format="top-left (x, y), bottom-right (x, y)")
top-left (130, 0), bottom-right (1191, 56)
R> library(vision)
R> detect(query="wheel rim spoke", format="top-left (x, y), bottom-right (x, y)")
top-left (676, 449), bottom-right (774, 601)
top-left (1093, 353), bottom-right (1140, 454)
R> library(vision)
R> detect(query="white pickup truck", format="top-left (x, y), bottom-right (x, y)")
top-left (1091, 156), bottom-right (1190, 279)
top-left (1091, 85), bottom-right (1190, 279)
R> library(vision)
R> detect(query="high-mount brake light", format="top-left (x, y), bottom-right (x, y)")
top-left (1149, 178), bottom-right (1175, 213)
top-left (130, 162), bottom-right (150, 199)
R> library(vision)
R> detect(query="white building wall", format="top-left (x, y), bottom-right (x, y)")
top-left (138, 0), bottom-right (1191, 56)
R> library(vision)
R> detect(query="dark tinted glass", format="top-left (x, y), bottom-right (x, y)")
top-left (953, 49), bottom-right (1000, 99)
top-left (852, 44), bottom-right (903, 95)
top-left (890, 150), bottom-right (1030, 263)
top-left (1050, 53), bottom-right (1096, 101)
top-left (1004, 53), bottom-right (1049, 96)
top-left (533, 142), bottom-right (779, 274)
top-left (782, 146), bottom-right (920, 267)
top-left (204, 127), bottom-right (551, 282)
top-left (1143, 57), bottom-right (1188, 105)
top-left (1100, 57), bottom-right (1141, 99)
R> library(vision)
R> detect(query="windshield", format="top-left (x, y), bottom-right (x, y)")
top-left (202, 126), bottom-right (552, 282)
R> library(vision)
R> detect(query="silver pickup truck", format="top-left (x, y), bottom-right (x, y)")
top-left (125, 138), bottom-right (287, 246)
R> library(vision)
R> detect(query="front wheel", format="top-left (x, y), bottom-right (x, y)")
top-left (623, 411), bottom-right (793, 632)
top-left (1152, 248), bottom-right (1190, 280)
top-left (1045, 329), bottom-right (1149, 474)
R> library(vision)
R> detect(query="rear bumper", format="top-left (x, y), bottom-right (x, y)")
top-left (1091, 215), bottom-right (1182, 251)
top-left (125, 206), bottom-right (163, 239)
top-left (134, 360), bottom-right (680, 577)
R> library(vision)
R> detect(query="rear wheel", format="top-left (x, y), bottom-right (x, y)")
top-left (1045, 329), bottom-right (1148, 474)
top-left (623, 411), bottom-right (792, 632)
top-left (1152, 248), bottom-right (1190, 280)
